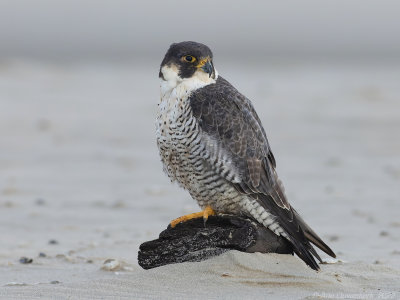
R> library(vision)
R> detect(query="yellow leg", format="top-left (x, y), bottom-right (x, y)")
top-left (170, 205), bottom-right (215, 228)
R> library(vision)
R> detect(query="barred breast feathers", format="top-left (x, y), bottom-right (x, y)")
top-left (156, 64), bottom-right (219, 182)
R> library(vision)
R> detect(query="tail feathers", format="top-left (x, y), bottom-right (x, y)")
top-left (308, 244), bottom-right (322, 263)
top-left (293, 209), bottom-right (336, 258)
top-left (289, 209), bottom-right (336, 270)
top-left (291, 240), bottom-right (320, 271)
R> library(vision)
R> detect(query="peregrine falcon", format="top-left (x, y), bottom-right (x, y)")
top-left (156, 41), bottom-right (335, 270)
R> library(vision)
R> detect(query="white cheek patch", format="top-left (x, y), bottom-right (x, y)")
top-left (160, 64), bottom-right (182, 98)
top-left (161, 64), bottom-right (181, 82)
top-left (160, 64), bottom-right (219, 101)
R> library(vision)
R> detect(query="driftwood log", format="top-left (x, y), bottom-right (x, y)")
top-left (138, 215), bottom-right (293, 270)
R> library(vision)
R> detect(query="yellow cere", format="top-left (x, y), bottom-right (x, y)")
top-left (196, 57), bottom-right (210, 68)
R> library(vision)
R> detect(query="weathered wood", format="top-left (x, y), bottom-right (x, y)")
top-left (138, 215), bottom-right (293, 270)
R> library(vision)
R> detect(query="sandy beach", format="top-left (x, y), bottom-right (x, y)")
top-left (0, 59), bottom-right (399, 299)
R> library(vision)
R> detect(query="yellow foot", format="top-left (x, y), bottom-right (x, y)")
top-left (170, 206), bottom-right (215, 228)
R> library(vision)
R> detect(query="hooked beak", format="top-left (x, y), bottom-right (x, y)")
top-left (202, 61), bottom-right (214, 78)
top-left (197, 58), bottom-right (214, 78)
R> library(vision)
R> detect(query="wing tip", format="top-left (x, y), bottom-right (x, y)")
top-left (304, 232), bottom-right (336, 259)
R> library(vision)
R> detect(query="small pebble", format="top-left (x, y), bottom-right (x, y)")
top-left (19, 257), bottom-right (33, 264)
top-left (389, 222), bottom-right (400, 228)
top-left (325, 157), bottom-right (341, 167)
top-left (4, 201), bottom-right (14, 208)
top-left (328, 235), bottom-right (339, 242)
top-left (35, 198), bottom-right (46, 206)
top-left (5, 282), bottom-right (28, 286)
top-left (49, 239), bottom-right (59, 245)
top-left (36, 118), bottom-right (51, 131)
top-left (111, 200), bottom-right (126, 208)
top-left (102, 259), bottom-right (121, 271)
top-left (324, 186), bottom-right (334, 194)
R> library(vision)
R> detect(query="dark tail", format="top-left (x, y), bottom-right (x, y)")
top-left (293, 209), bottom-right (336, 259)
top-left (241, 187), bottom-right (336, 271)
top-left (287, 209), bottom-right (336, 271)
top-left (290, 239), bottom-right (321, 271)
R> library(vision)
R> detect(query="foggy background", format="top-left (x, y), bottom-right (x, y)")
top-left (1, 0), bottom-right (400, 61)
top-left (1, 1), bottom-right (400, 290)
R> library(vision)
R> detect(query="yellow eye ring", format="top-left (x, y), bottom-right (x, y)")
top-left (182, 55), bottom-right (196, 63)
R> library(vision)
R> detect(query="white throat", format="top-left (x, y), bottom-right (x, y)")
top-left (160, 64), bottom-right (218, 100)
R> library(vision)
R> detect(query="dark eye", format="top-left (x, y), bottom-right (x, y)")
top-left (182, 55), bottom-right (196, 63)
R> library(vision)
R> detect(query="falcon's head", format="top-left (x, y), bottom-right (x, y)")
top-left (159, 41), bottom-right (217, 84)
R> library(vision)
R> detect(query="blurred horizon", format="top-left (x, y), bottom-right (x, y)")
top-left (1, 0), bottom-right (400, 62)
